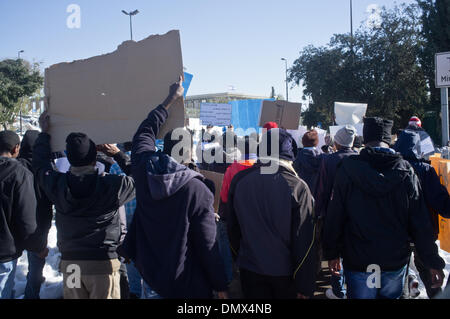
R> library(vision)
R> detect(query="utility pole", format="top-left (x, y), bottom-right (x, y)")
top-left (281, 58), bottom-right (289, 102)
top-left (122, 10), bottom-right (139, 40)
top-left (18, 50), bottom-right (24, 135)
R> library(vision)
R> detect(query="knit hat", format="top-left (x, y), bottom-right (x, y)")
top-left (0, 130), bottom-right (20, 154)
top-left (263, 122), bottom-right (278, 131)
top-left (302, 130), bottom-right (319, 147)
top-left (258, 128), bottom-right (297, 161)
top-left (363, 117), bottom-right (394, 145)
top-left (334, 125), bottom-right (356, 148)
top-left (65, 133), bottom-right (97, 167)
top-left (409, 116), bottom-right (422, 128)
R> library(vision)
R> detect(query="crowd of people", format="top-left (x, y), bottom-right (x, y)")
top-left (1, 77), bottom-right (449, 299)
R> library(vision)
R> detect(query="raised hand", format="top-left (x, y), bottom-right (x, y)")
top-left (162, 75), bottom-right (185, 109)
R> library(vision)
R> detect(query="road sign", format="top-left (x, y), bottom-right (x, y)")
top-left (436, 52), bottom-right (450, 88)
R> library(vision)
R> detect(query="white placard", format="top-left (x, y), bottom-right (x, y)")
top-left (436, 52), bottom-right (450, 88)
top-left (334, 102), bottom-right (367, 126)
top-left (200, 103), bottom-right (232, 126)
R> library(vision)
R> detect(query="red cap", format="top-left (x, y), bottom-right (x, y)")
top-left (263, 122), bottom-right (278, 131)
top-left (409, 116), bottom-right (422, 128)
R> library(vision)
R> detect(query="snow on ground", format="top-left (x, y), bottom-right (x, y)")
top-left (14, 221), bottom-right (63, 299)
top-left (13, 222), bottom-right (450, 299)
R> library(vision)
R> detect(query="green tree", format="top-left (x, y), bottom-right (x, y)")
top-left (289, 3), bottom-right (428, 133)
top-left (417, 0), bottom-right (450, 142)
top-left (0, 59), bottom-right (43, 130)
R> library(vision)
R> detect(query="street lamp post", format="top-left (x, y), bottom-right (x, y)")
top-left (281, 58), bottom-right (289, 102)
top-left (122, 10), bottom-right (139, 40)
top-left (18, 50), bottom-right (24, 135)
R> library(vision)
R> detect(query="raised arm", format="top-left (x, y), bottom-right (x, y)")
top-left (132, 76), bottom-right (185, 157)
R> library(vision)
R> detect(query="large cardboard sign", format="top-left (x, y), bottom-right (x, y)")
top-left (435, 52), bottom-right (450, 88)
top-left (45, 30), bottom-right (185, 151)
top-left (259, 100), bottom-right (302, 130)
top-left (200, 169), bottom-right (224, 213)
top-left (334, 102), bottom-right (367, 126)
top-left (200, 103), bottom-right (232, 126)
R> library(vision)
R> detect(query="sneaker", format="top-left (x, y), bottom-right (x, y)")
top-left (409, 280), bottom-right (420, 298)
top-left (326, 288), bottom-right (346, 299)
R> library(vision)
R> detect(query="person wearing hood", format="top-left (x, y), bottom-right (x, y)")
top-left (119, 77), bottom-right (228, 299)
top-left (16, 130), bottom-right (54, 299)
top-left (227, 129), bottom-right (317, 299)
top-left (405, 116), bottom-right (436, 155)
top-left (293, 130), bottom-right (323, 192)
top-left (0, 131), bottom-right (40, 299)
top-left (394, 129), bottom-right (450, 298)
top-left (323, 117), bottom-right (446, 299)
top-left (32, 116), bottom-right (136, 299)
top-left (313, 125), bottom-right (357, 299)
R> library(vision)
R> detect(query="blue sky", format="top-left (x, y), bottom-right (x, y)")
top-left (1, 0), bottom-right (415, 103)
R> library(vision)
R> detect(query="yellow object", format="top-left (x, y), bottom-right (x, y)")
top-left (430, 154), bottom-right (450, 252)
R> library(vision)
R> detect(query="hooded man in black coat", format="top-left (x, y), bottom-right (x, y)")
top-left (33, 116), bottom-right (136, 299)
top-left (16, 130), bottom-right (54, 299)
top-left (394, 129), bottom-right (450, 297)
top-left (323, 117), bottom-right (445, 299)
top-left (119, 77), bottom-right (228, 299)
top-left (0, 130), bottom-right (40, 299)
top-left (227, 128), bottom-right (317, 299)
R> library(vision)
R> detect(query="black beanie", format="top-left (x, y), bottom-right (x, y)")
top-left (66, 132), bottom-right (97, 167)
top-left (363, 117), bottom-right (394, 145)
top-left (258, 128), bottom-right (297, 161)
top-left (0, 130), bottom-right (20, 154)
top-left (19, 130), bottom-right (40, 158)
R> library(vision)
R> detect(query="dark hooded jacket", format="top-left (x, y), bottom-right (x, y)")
top-left (314, 147), bottom-right (357, 219)
top-left (323, 147), bottom-right (445, 272)
top-left (32, 133), bottom-right (136, 261)
top-left (394, 130), bottom-right (450, 232)
top-left (227, 131), bottom-right (317, 297)
top-left (119, 105), bottom-right (227, 299)
top-left (17, 130), bottom-right (53, 251)
top-left (293, 148), bottom-right (323, 192)
top-left (0, 156), bottom-right (38, 262)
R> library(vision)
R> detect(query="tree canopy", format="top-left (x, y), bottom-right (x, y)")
top-left (0, 59), bottom-right (43, 130)
top-left (289, 2), bottom-right (445, 136)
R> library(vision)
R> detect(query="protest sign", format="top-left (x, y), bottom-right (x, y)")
top-left (200, 103), bottom-right (232, 126)
top-left (45, 30), bottom-right (185, 151)
top-left (259, 100), bottom-right (302, 130)
top-left (334, 102), bottom-right (367, 126)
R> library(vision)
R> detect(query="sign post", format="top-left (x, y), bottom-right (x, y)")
top-left (436, 52), bottom-right (450, 146)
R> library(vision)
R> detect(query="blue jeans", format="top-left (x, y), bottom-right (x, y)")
top-left (142, 281), bottom-right (162, 299)
top-left (126, 261), bottom-right (143, 297)
top-left (0, 259), bottom-right (18, 299)
top-left (345, 266), bottom-right (407, 299)
top-left (216, 220), bottom-right (233, 284)
top-left (331, 265), bottom-right (346, 298)
top-left (24, 251), bottom-right (46, 299)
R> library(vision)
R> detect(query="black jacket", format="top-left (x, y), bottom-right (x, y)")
top-left (323, 147), bottom-right (445, 272)
top-left (32, 133), bottom-right (136, 261)
top-left (17, 131), bottom-right (54, 251)
top-left (227, 160), bottom-right (317, 297)
top-left (0, 156), bottom-right (38, 262)
top-left (120, 105), bottom-right (228, 299)
top-left (293, 148), bottom-right (322, 193)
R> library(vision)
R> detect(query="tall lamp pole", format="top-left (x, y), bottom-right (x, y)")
top-left (122, 10), bottom-right (139, 40)
top-left (281, 58), bottom-right (289, 102)
top-left (18, 50), bottom-right (24, 135)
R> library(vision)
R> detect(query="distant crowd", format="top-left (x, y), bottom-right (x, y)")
top-left (0, 77), bottom-right (449, 300)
